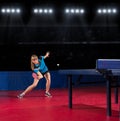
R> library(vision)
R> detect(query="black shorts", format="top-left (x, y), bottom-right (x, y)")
top-left (41, 70), bottom-right (49, 76)
top-left (32, 70), bottom-right (49, 79)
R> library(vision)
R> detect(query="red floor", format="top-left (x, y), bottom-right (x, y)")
top-left (0, 86), bottom-right (120, 121)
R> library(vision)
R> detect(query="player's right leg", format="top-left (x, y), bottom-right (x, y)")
top-left (17, 72), bottom-right (43, 99)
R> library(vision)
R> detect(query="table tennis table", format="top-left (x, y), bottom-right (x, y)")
top-left (59, 59), bottom-right (120, 116)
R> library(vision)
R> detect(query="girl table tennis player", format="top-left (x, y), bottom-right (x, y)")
top-left (17, 51), bottom-right (51, 98)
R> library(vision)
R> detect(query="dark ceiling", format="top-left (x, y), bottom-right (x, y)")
top-left (0, 0), bottom-right (119, 70)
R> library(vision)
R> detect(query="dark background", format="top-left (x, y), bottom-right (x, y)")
top-left (0, 0), bottom-right (120, 71)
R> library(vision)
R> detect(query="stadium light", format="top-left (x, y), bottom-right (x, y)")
top-left (49, 9), bottom-right (53, 14)
top-left (16, 9), bottom-right (21, 13)
top-left (98, 9), bottom-right (102, 14)
top-left (65, 8), bottom-right (85, 15)
top-left (97, 8), bottom-right (117, 15)
top-left (11, 8), bottom-right (15, 13)
top-left (1, 8), bottom-right (21, 14)
top-left (65, 9), bottom-right (70, 13)
top-left (113, 9), bottom-right (117, 13)
top-left (33, 8), bottom-right (53, 14)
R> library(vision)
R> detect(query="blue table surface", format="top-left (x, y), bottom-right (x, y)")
top-left (96, 59), bottom-right (120, 69)
top-left (58, 69), bottom-right (101, 75)
top-left (58, 69), bottom-right (120, 76)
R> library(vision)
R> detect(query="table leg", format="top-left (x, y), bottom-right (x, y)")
top-left (68, 75), bottom-right (72, 108)
top-left (115, 87), bottom-right (118, 104)
top-left (106, 79), bottom-right (112, 116)
top-left (114, 77), bottom-right (119, 104)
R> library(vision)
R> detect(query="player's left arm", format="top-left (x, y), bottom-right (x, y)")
top-left (44, 51), bottom-right (50, 59)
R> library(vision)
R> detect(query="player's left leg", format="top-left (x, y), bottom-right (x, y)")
top-left (44, 71), bottom-right (51, 97)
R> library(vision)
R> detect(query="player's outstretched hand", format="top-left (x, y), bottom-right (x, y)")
top-left (46, 51), bottom-right (50, 57)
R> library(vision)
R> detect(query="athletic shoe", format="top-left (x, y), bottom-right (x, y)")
top-left (17, 93), bottom-right (25, 99)
top-left (45, 92), bottom-right (52, 97)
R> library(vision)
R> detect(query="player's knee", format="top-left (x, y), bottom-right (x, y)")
top-left (38, 75), bottom-right (43, 80)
